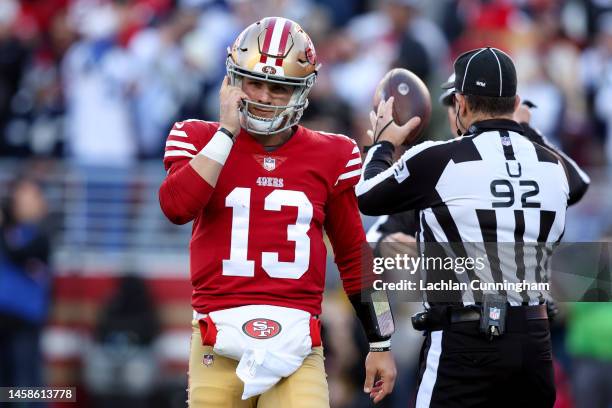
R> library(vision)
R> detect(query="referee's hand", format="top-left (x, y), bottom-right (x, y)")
top-left (367, 97), bottom-right (421, 147)
top-left (364, 351), bottom-right (397, 404)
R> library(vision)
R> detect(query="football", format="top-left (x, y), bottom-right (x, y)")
top-left (373, 68), bottom-right (432, 142)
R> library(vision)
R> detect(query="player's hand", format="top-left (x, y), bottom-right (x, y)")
top-left (380, 232), bottom-right (418, 259)
top-left (513, 103), bottom-right (531, 124)
top-left (219, 76), bottom-right (248, 137)
top-left (367, 97), bottom-right (421, 147)
top-left (363, 351), bottom-right (397, 404)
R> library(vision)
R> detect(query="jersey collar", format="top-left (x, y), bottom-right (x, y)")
top-left (465, 119), bottom-right (525, 136)
top-left (237, 125), bottom-right (304, 154)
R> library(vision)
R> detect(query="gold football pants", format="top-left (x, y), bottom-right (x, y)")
top-left (188, 319), bottom-right (330, 408)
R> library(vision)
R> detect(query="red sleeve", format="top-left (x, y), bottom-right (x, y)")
top-left (324, 186), bottom-right (372, 296)
top-left (332, 137), bottom-right (362, 195)
top-left (158, 120), bottom-right (216, 225)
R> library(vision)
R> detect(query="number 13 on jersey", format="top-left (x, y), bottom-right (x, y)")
top-left (223, 187), bottom-right (313, 279)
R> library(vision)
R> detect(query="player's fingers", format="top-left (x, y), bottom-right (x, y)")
top-left (382, 233), bottom-right (399, 243)
top-left (383, 367), bottom-right (396, 394)
top-left (399, 116), bottom-right (421, 133)
top-left (376, 99), bottom-right (385, 120)
top-left (386, 96), bottom-right (394, 110)
top-left (226, 87), bottom-right (248, 109)
top-left (237, 90), bottom-right (249, 106)
top-left (370, 387), bottom-right (383, 399)
top-left (372, 376), bottom-right (394, 404)
top-left (387, 96), bottom-right (395, 116)
top-left (366, 129), bottom-right (374, 144)
top-left (363, 367), bottom-right (376, 393)
top-left (392, 232), bottom-right (416, 243)
top-left (381, 97), bottom-right (394, 122)
top-left (373, 390), bottom-right (387, 404)
top-left (369, 379), bottom-right (384, 396)
top-left (369, 110), bottom-right (378, 130)
top-left (220, 75), bottom-right (229, 93)
top-left (388, 241), bottom-right (406, 254)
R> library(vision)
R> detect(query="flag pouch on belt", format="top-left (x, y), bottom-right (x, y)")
top-left (479, 294), bottom-right (507, 340)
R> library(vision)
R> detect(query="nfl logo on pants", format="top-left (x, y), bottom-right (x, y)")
top-left (203, 354), bottom-right (214, 367)
top-left (489, 307), bottom-right (500, 320)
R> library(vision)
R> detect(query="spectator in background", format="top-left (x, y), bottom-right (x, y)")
top-left (129, 8), bottom-right (199, 159)
top-left (517, 2), bottom-right (591, 164)
top-left (515, 48), bottom-right (565, 147)
top-left (62, 2), bottom-right (139, 167)
top-left (5, 7), bottom-right (76, 158)
top-left (0, 178), bottom-right (52, 395)
top-left (581, 12), bottom-right (612, 165)
top-left (0, 0), bottom-right (30, 156)
top-left (330, 0), bottom-right (447, 115)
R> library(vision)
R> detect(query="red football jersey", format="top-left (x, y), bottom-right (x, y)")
top-left (159, 121), bottom-right (367, 315)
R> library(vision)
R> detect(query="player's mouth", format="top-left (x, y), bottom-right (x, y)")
top-left (249, 105), bottom-right (276, 119)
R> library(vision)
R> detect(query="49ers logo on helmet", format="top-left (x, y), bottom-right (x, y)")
top-left (242, 319), bottom-right (282, 339)
top-left (262, 65), bottom-right (277, 74)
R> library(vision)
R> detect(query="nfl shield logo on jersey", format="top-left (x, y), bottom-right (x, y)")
top-left (203, 354), bottom-right (214, 367)
top-left (263, 157), bottom-right (276, 171)
top-left (489, 307), bottom-right (501, 320)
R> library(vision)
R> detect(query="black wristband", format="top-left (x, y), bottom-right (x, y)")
top-left (363, 141), bottom-right (395, 154)
top-left (369, 346), bottom-right (391, 352)
top-left (217, 127), bottom-right (236, 141)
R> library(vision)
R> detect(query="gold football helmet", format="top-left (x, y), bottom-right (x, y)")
top-left (226, 17), bottom-right (318, 135)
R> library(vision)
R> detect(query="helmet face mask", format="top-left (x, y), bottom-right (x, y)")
top-left (226, 17), bottom-right (318, 135)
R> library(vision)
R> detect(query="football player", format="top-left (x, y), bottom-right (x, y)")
top-left (158, 17), bottom-right (396, 407)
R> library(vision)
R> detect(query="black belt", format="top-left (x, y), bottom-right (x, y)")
top-left (415, 305), bottom-right (548, 332)
top-left (451, 304), bottom-right (547, 323)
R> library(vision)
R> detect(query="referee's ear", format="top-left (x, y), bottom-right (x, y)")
top-left (513, 95), bottom-right (521, 113)
top-left (455, 93), bottom-right (466, 116)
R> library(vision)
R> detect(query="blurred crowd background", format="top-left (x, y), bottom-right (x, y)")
top-left (0, 0), bottom-right (611, 407)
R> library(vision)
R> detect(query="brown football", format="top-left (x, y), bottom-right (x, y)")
top-left (373, 68), bottom-right (432, 142)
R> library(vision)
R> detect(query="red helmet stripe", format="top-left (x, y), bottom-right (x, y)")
top-left (275, 20), bottom-right (293, 66)
top-left (259, 17), bottom-right (277, 63)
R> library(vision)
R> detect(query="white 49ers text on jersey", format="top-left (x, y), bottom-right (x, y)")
top-left (256, 177), bottom-right (284, 187)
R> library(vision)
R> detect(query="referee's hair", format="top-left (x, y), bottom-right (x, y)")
top-left (464, 94), bottom-right (516, 116)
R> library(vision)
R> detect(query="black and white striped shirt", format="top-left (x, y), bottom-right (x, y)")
top-left (357, 119), bottom-right (590, 306)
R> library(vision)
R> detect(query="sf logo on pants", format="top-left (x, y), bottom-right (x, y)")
top-left (242, 319), bottom-right (282, 339)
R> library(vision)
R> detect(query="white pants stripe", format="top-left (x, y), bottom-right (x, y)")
top-left (416, 330), bottom-right (443, 408)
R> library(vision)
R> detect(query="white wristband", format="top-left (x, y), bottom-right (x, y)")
top-left (369, 339), bottom-right (391, 349)
top-left (199, 131), bottom-right (234, 165)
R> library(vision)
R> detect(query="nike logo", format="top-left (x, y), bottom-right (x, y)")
top-left (176, 122), bottom-right (185, 129)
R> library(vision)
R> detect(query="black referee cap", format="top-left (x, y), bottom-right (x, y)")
top-left (442, 47), bottom-right (516, 97)
top-left (439, 73), bottom-right (455, 106)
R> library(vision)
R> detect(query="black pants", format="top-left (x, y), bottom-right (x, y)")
top-left (414, 319), bottom-right (555, 408)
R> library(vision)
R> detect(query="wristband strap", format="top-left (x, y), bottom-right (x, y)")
top-left (369, 339), bottom-right (391, 352)
top-left (199, 130), bottom-right (234, 165)
top-left (217, 126), bottom-right (235, 141)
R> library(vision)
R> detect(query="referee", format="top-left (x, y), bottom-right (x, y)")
top-left (357, 47), bottom-right (590, 407)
